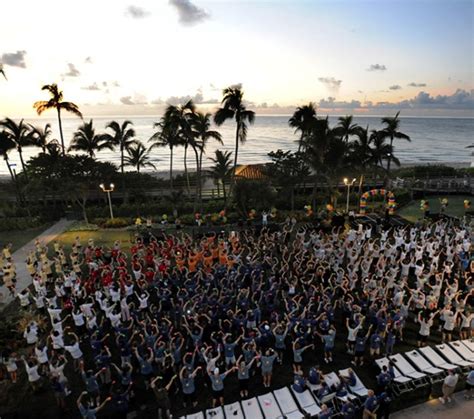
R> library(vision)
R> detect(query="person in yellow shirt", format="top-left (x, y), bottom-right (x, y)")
top-left (2, 244), bottom-right (12, 260)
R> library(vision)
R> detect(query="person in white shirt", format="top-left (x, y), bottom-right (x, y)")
top-left (64, 330), bottom-right (83, 371)
top-left (439, 370), bottom-right (459, 404)
top-left (22, 357), bottom-right (41, 391)
top-left (23, 323), bottom-right (39, 345)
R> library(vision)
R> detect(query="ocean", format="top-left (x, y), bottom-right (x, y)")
top-left (1, 115), bottom-right (473, 175)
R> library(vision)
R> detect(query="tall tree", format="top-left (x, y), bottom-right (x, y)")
top-left (103, 120), bottom-right (136, 174)
top-left (289, 102), bottom-right (317, 152)
top-left (124, 141), bottom-right (156, 173)
top-left (334, 115), bottom-right (359, 143)
top-left (28, 123), bottom-right (53, 153)
top-left (191, 111), bottom-right (222, 202)
top-left (149, 117), bottom-right (181, 195)
top-left (33, 83), bottom-right (82, 155)
top-left (69, 120), bottom-right (113, 158)
top-left (209, 149), bottom-right (233, 202)
top-left (214, 86), bottom-right (255, 196)
top-left (0, 64), bottom-right (7, 80)
top-left (378, 112), bottom-right (410, 176)
top-left (0, 130), bottom-right (16, 181)
top-left (0, 118), bottom-right (33, 175)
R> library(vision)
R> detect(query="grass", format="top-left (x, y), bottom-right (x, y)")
top-left (53, 229), bottom-right (134, 253)
top-left (398, 194), bottom-right (470, 223)
top-left (2, 223), bottom-right (54, 253)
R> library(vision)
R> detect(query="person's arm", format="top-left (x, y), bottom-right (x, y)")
top-left (77, 391), bottom-right (88, 409)
top-left (165, 375), bottom-right (178, 391)
top-left (96, 396), bottom-right (112, 413)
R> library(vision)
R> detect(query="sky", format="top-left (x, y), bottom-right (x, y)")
top-left (0, 0), bottom-right (473, 118)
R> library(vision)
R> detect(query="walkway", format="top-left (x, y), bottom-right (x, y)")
top-left (0, 218), bottom-right (74, 310)
top-left (392, 391), bottom-right (473, 419)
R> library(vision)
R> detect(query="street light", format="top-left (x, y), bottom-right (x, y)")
top-left (343, 177), bottom-right (357, 213)
top-left (100, 183), bottom-right (115, 220)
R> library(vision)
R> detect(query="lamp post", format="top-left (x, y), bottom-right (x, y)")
top-left (343, 177), bottom-right (357, 213)
top-left (100, 183), bottom-right (115, 220)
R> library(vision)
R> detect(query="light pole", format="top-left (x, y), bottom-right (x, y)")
top-left (100, 183), bottom-right (115, 220)
top-left (343, 177), bottom-right (357, 213)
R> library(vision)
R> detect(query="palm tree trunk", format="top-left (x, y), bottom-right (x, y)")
top-left (4, 156), bottom-right (15, 182)
top-left (120, 144), bottom-right (124, 175)
top-left (17, 147), bottom-right (28, 178)
top-left (184, 144), bottom-right (190, 195)
top-left (229, 123), bottom-right (240, 199)
top-left (169, 146), bottom-right (174, 194)
top-left (192, 146), bottom-right (200, 211)
top-left (386, 136), bottom-right (393, 174)
top-left (57, 108), bottom-right (66, 156)
top-left (223, 179), bottom-right (227, 203)
top-left (199, 149), bottom-right (204, 203)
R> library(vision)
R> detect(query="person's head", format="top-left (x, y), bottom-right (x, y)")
top-left (368, 389), bottom-right (374, 397)
top-left (213, 367), bottom-right (219, 376)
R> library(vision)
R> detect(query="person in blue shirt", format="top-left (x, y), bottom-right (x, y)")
top-left (317, 326), bottom-right (336, 364)
top-left (292, 341), bottom-right (314, 374)
top-left (223, 333), bottom-right (242, 367)
top-left (208, 366), bottom-right (236, 407)
top-left (272, 323), bottom-right (289, 364)
top-left (308, 366), bottom-right (323, 386)
top-left (377, 365), bottom-right (392, 392)
top-left (318, 403), bottom-right (333, 419)
top-left (76, 391), bottom-right (111, 419)
top-left (236, 355), bottom-right (258, 398)
top-left (369, 330), bottom-right (383, 357)
top-left (363, 390), bottom-right (379, 419)
top-left (133, 347), bottom-right (154, 389)
top-left (377, 391), bottom-right (392, 419)
top-left (180, 365), bottom-right (201, 408)
top-left (261, 348), bottom-right (278, 388)
top-left (291, 371), bottom-right (306, 393)
top-left (341, 399), bottom-right (356, 418)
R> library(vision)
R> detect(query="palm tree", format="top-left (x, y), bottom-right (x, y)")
top-left (191, 111), bottom-right (223, 201)
top-left (378, 112), bottom-right (410, 176)
top-left (289, 103), bottom-right (317, 152)
top-left (149, 117), bottom-right (181, 194)
top-left (33, 83), bottom-right (82, 155)
top-left (124, 141), bottom-right (156, 173)
top-left (28, 123), bottom-right (53, 153)
top-left (103, 120), bottom-right (136, 174)
top-left (370, 131), bottom-right (399, 172)
top-left (69, 120), bottom-right (113, 158)
top-left (0, 118), bottom-right (33, 175)
top-left (0, 64), bottom-right (6, 80)
top-left (0, 131), bottom-right (16, 181)
top-left (214, 86), bottom-right (255, 195)
top-left (334, 115), bottom-right (359, 143)
top-left (209, 149), bottom-right (233, 202)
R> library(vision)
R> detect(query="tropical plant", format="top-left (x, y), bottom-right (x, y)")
top-left (214, 86), bottom-right (255, 195)
top-left (0, 118), bottom-right (33, 175)
top-left (103, 120), bottom-right (136, 174)
top-left (334, 115), bottom-right (359, 143)
top-left (124, 141), bottom-right (156, 173)
top-left (0, 130), bottom-right (16, 181)
top-left (378, 112), bottom-right (410, 175)
top-left (288, 102), bottom-right (317, 152)
top-left (0, 64), bottom-right (6, 80)
top-left (69, 120), bottom-right (113, 158)
top-left (33, 83), bottom-right (82, 155)
top-left (209, 149), bottom-right (233, 202)
top-left (28, 123), bottom-right (53, 153)
top-left (191, 111), bottom-right (223, 201)
top-left (149, 116), bottom-right (181, 194)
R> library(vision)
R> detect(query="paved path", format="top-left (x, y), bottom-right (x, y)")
top-left (0, 218), bottom-right (74, 310)
top-left (392, 391), bottom-right (474, 419)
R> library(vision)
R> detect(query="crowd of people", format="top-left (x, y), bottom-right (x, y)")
top-left (0, 216), bottom-right (473, 418)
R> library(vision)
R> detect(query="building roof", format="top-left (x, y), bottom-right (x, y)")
top-left (234, 164), bottom-right (268, 180)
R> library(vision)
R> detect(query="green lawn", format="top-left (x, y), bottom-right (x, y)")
top-left (53, 229), bottom-right (134, 253)
top-left (2, 223), bottom-right (53, 253)
top-left (399, 194), bottom-right (470, 222)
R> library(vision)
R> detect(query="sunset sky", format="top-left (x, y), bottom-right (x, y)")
top-left (0, 0), bottom-right (473, 117)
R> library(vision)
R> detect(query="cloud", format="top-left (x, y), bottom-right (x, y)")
top-left (165, 88), bottom-right (219, 105)
top-left (84, 56), bottom-right (93, 64)
top-left (408, 82), bottom-right (427, 87)
top-left (367, 64), bottom-right (387, 71)
top-left (389, 85), bottom-right (402, 90)
top-left (1, 50), bottom-right (27, 68)
top-left (319, 97), bottom-right (361, 109)
top-left (112, 81), bottom-right (120, 87)
top-left (62, 63), bottom-right (80, 77)
top-left (169, 0), bottom-right (210, 25)
top-left (81, 82), bottom-right (101, 91)
top-left (125, 5), bottom-right (150, 18)
top-left (318, 77), bottom-right (342, 91)
top-left (120, 94), bottom-right (148, 105)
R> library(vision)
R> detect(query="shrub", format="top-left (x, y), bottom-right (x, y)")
top-left (67, 221), bottom-right (100, 232)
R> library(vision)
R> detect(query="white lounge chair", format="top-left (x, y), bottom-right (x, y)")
top-left (258, 392), bottom-right (283, 419)
top-left (449, 341), bottom-right (474, 362)
top-left (418, 346), bottom-right (459, 370)
top-left (339, 368), bottom-right (369, 398)
top-left (273, 387), bottom-right (304, 419)
top-left (404, 350), bottom-right (444, 375)
top-left (461, 339), bottom-right (474, 353)
top-left (290, 387), bottom-right (322, 417)
top-left (436, 344), bottom-right (473, 368)
top-left (206, 407), bottom-right (224, 419)
top-left (186, 413), bottom-right (205, 419)
top-left (241, 397), bottom-right (263, 419)
top-left (223, 402), bottom-right (244, 419)
top-left (389, 353), bottom-right (427, 380)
